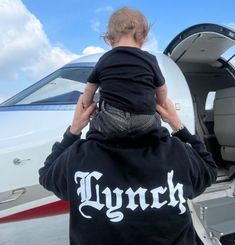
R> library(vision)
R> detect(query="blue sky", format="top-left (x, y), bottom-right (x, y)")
top-left (0, 0), bottom-right (235, 102)
top-left (22, 0), bottom-right (235, 52)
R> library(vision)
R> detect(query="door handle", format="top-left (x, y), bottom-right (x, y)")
top-left (13, 158), bottom-right (31, 165)
top-left (0, 188), bottom-right (25, 204)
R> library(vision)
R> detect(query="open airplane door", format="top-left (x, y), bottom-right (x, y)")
top-left (164, 23), bottom-right (235, 65)
top-left (164, 24), bottom-right (235, 244)
top-left (164, 23), bottom-right (235, 154)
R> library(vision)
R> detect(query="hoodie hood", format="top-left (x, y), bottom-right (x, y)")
top-left (86, 126), bottom-right (170, 147)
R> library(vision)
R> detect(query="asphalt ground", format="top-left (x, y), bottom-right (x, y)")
top-left (0, 214), bottom-right (69, 245)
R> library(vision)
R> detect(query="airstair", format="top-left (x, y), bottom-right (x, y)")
top-left (194, 197), bottom-right (235, 244)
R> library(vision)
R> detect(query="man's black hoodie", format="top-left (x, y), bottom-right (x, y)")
top-left (39, 126), bottom-right (217, 245)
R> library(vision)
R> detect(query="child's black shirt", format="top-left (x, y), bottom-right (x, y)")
top-left (87, 47), bottom-right (165, 114)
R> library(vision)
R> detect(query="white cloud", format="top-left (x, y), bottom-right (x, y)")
top-left (23, 46), bottom-right (79, 80)
top-left (90, 20), bottom-right (101, 33)
top-left (0, 0), bottom-right (106, 103)
top-left (0, 0), bottom-right (79, 82)
top-left (142, 32), bottom-right (159, 53)
top-left (95, 6), bottom-right (113, 13)
top-left (82, 46), bottom-right (105, 55)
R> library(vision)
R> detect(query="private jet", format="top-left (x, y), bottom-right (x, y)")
top-left (0, 23), bottom-right (235, 245)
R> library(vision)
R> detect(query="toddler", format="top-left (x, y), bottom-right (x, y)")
top-left (83, 7), bottom-right (167, 136)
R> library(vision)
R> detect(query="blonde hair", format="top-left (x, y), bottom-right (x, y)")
top-left (103, 7), bottom-right (150, 46)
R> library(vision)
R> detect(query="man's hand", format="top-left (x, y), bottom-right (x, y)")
top-left (70, 95), bottom-right (97, 135)
top-left (156, 98), bottom-right (183, 131)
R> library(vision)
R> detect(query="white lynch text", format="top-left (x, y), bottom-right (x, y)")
top-left (74, 170), bottom-right (186, 222)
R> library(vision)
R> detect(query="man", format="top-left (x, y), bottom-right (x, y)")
top-left (39, 96), bottom-right (217, 245)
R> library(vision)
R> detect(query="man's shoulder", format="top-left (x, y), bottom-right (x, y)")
top-left (85, 126), bottom-right (185, 150)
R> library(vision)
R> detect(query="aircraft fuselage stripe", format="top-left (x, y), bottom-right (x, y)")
top-left (0, 200), bottom-right (69, 223)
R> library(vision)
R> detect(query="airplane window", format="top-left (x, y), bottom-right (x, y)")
top-left (205, 91), bottom-right (216, 110)
top-left (229, 56), bottom-right (235, 68)
top-left (15, 68), bottom-right (93, 105)
top-left (222, 45), bottom-right (235, 69)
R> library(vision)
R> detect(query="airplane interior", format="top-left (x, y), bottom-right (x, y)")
top-left (170, 30), bottom-right (235, 243)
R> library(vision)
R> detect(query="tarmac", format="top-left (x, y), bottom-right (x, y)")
top-left (0, 214), bottom-right (69, 245)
